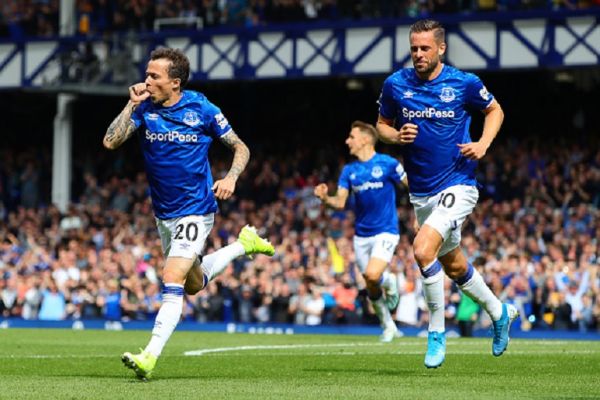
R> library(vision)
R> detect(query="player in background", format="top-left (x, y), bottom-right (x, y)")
top-left (376, 19), bottom-right (518, 368)
top-left (103, 47), bottom-right (274, 379)
top-left (314, 121), bottom-right (408, 342)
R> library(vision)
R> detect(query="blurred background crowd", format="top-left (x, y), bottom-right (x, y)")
top-left (1, 0), bottom-right (600, 39)
top-left (1, 134), bottom-right (599, 334)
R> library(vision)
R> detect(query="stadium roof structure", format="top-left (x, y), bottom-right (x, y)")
top-left (0, 9), bottom-right (599, 92)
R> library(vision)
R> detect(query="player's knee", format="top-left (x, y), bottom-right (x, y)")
top-left (443, 264), bottom-right (468, 281)
top-left (162, 271), bottom-right (185, 285)
top-left (184, 280), bottom-right (202, 295)
top-left (413, 244), bottom-right (436, 268)
top-left (364, 270), bottom-right (381, 287)
top-left (184, 271), bottom-right (205, 295)
top-left (438, 247), bottom-right (467, 280)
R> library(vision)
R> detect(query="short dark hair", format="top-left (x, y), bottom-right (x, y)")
top-left (351, 120), bottom-right (378, 144)
top-left (149, 47), bottom-right (190, 89)
top-left (409, 19), bottom-right (445, 44)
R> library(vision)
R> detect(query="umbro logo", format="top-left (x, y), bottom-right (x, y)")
top-left (402, 90), bottom-right (415, 99)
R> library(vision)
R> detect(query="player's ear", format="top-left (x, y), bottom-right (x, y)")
top-left (438, 42), bottom-right (447, 57)
top-left (172, 78), bottom-right (181, 91)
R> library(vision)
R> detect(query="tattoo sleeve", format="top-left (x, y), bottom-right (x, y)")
top-left (220, 131), bottom-right (250, 180)
top-left (103, 102), bottom-right (138, 149)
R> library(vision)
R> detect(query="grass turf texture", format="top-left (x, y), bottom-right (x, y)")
top-left (0, 328), bottom-right (598, 399)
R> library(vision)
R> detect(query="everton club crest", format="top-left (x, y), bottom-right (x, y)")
top-left (183, 111), bottom-right (200, 127)
top-left (439, 86), bottom-right (456, 103)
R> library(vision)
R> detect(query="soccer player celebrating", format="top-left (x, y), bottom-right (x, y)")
top-left (103, 48), bottom-right (274, 379)
top-left (376, 19), bottom-right (518, 368)
top-left (314, 121), bottom-right (408, 342)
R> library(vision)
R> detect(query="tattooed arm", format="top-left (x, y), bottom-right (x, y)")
top-left (103, 102), bottom-right (138, 150)
top-left (103, 83), bottom-right (149, 150)
top-left (211, 131), bottom-right (250, 200)
top-left (220, 131), bottom-right (250, 181)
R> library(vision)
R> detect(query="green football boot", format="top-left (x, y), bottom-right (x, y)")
top-left (238, 225), bottom-right (275, 257)
top-left (121, 349), bottom-right (157, 380)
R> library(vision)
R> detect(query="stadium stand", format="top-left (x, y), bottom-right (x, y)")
top-left (1, 133), bottom-right (598, 333)
top-left (1, 0), bottom-right (600, 38)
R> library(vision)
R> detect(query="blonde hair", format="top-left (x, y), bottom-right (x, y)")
top-left (351, 120), bottom-right (378, 145)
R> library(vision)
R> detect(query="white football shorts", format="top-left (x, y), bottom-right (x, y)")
top-left (353, 232), bottom-right (400, 273)
top-left (156, 214), bottom-right (214, 259)
top-left (410, 185), bottom-right (478, 257)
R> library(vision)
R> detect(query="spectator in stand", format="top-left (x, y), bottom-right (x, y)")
top-left (1, 275), bottom-right (19, 317)
top-left (38, 280), bottom-right (67, 320)
top-left (289, 281), bottom-right (310, 324)
top-left (98, 279), bottom-right (122, 321)
top-left (395, 263), bottom-right (423, 327)
top-left (328, 273), bottom-right (358, 324)
top-left (303, 286), bottom-right (325, 325)
top-left (6, 0), bottom-right (599, 38)
top-left (21, 276), bottom-right (43, 320)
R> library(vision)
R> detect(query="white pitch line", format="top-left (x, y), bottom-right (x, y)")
top-left (184, 341), bottom-right (421, 357)
top-left (301, 350), bottom-right (599, 356)
top-left (192, 349), bottom-right (599, 357)
top-left (183, 340), bottom-right (452, 356)
top-left (184, 342), bottom-right (598, 357)
top-left (184, 342), bottom-right (379, 356)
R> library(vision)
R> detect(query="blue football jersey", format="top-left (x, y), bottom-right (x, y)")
top-left (378, 64), bottom-right (494, 197)
top-left (338, 153), bottom-right (405, 237)
top-left (130, 90), bottom-right (233, 219)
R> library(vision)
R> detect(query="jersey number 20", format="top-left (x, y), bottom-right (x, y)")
top-left (174, 222), bottom-right (199, 241)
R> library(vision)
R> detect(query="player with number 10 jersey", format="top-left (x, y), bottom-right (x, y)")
top-left (377, 19), bottom-right (517, 369)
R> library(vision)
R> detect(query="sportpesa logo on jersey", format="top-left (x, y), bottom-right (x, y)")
top-left (402, 107), bottom-right (455, 120)
top-left (145, 130), bottom-right (199, 143)
top-left (352, 181), bottom-right (384, 192)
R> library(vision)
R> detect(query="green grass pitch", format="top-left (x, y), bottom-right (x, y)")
top-left (0, 328), bottom-right (598, 399)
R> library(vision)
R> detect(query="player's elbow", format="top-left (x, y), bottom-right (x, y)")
top-left (497, 103), bottom-right (505, 122)
top-left (487, 100), bottom-right (504, 118)
top-left (492, 104), bottom-right (505, 131)
top-left (103, 136), bottom-right (116, 150)
top-left (233, 141), bottom-right (250, 157)
top-left (332, 200), bottom-right (346, 210)
top-left (375, 128), bottom-right (394, 144)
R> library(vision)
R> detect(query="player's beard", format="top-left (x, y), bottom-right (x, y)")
top-left (150, 93), bottom-right (168, 105)
top-left (414, 56), bottom-right (439, 77)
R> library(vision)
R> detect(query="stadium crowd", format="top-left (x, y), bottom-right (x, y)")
top-left (0, 135), bottom-right (598, 334)
top-left (1, 0), bottom-right (599, 38)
